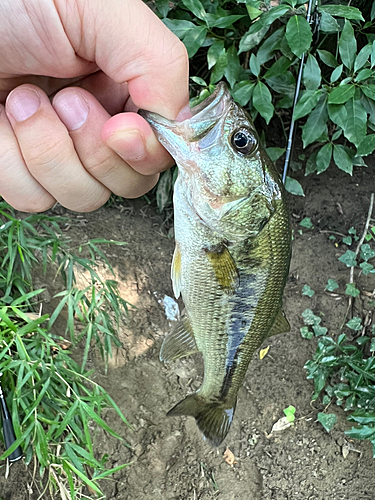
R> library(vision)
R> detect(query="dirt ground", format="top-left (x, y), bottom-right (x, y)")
top-left (1, 160), bottom-right (375, 500)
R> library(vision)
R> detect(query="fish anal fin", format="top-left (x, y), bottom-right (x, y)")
top-left (205, 244), bottom-right (238, 292)
top-left (171, 244), bottom-right (182, 299)
top-left (160, 316), bottom-right (198, 362)
top-left (167, 393), bottom-right (236, 447)
top-left (268, 308), bottom-right (290, 337)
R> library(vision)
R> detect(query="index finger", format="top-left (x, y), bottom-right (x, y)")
top-left (55, 0), bottom-right (190, 119)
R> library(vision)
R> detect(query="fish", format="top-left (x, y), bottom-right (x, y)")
top-left (141, 82), bottom-right (292, 446)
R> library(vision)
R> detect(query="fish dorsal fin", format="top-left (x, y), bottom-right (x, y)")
top-left (205, 244), bottom-right (238, 292)
top-left (160, 315), bottom-right (198, 362)
top-left (171, 244), bottom-right (182, 299)
top-left (268, 308), bottom-right (290, 337)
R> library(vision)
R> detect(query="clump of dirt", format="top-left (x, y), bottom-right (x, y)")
top-left (1, 162), bottom-right (375, 500)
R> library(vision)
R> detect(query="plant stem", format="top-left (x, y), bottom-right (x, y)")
top-left (340, 193), bottom-right (374, 330)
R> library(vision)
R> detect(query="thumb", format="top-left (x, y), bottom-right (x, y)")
top-left (56, 0), bottom-right (189, 119)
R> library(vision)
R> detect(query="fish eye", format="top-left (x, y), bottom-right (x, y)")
top-left (230, 128), bottom-right (256, 155)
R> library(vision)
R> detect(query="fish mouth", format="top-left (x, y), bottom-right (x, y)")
top-left (139, 82), bottom-right (232, 156)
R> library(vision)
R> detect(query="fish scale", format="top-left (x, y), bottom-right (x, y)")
top-left (141, 82), bottom-right (292, 445)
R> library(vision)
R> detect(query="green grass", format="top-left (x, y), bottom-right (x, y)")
top-left (0, 200), bottom-right (132, 498)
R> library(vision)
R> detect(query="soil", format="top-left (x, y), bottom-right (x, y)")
top-left (1, 160), bottom-right (375, 500)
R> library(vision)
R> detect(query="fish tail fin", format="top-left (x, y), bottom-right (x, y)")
top-left (167, 393), bottom-right (236, 447)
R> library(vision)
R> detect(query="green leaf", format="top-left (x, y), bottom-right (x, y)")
top-left (345, 283), bottom-right (360, 297)
top-left (333, 144), bottom-right (353, 175)
top-left (345, 425), bottom-right (375, 440)
top-left (302, 285), bottom-right (315, 297)
top-left (343, 236), bottom-right (352, 245)
top-left (183, 25), bottom-right (207, 58)
top-left (210, 48), bottom-right (227, 84)
top-left (265, 147), bottom-right (285, 162)
top-left (252, 81), bottom-right (274, 124)
top-left (361, 84), bottom-right (375, 100)
top-left (319, 11), bottom-right (340, 33)
top-left (317, 50), bottom-right (338, 68)
top-left (343, 98), bottom-right (367, 148)
top-left (316, 143), bottom-right (332, 174)
top-left (211, 15), bottom-right (245, 28)
top-left (326, 279), bottom-right (339, 292)
top-left (232, 81), bottom-right (254, 107)
top-left (257, 27), bottom-right (285, 65)
top-left (246, 5), bottom-right (263, 20)
top-left (190, 76), bottom-right (207, 86)
top-left (302, 308), bottom-right (321, 326)
top-left (283, 405), bottom-right (296, 423)
top-left (258, 4), bottom-right (291, 27)
top-left (360, 262), bottom-right (373, 274)
top-left (328, 84), bottom-right (355, 104)
top-left (357, 135), bottom-right (375, 156)
top-left (300, 326), bottom-right (313, 339)
top-left (239, 25), bottom-right (270, 54)
top-left (181, 0), bottom-right (207, 22)
top-left (302, 96), bottom-right (328, 148)
top-left (285, 15), bottom-right (312, 58)
top-left (156, 169), bottom-right (173, 212)
top-left (285, 177), bottom-right (304, 196)
top-left (327, 103), bottom-right (347, 130)
top-left (339, 250), bottom-right (357, 267)
top-left (249, 54), bottom-right (260, 77)
top-left (354, 44), bottom-right (372, 72)
top-left (207, 40), bottom-right (224, 70)
top-left (156, 0), bottom-right (171, 17)
top-left (225, 45), bottom-right (242, 88)
top-left (266, 73), bottom-right (295, 95)
top-left (318, 413), bottom-right (337, 433)
top-left (293, 90), bottom-right (321, 121)
top-left (319, 5), bottom-right (364, 21)
top-left (264, 56), bottom-right (291, 79)
top-left (355, 69), bottom-right (372, 82)
top-left (162, 19), bottom-right (196, 39)
top-left (346, 317), bottom-right (362, 330)
top-left (300, 217), bottom-right (314, 229)
top-left (339, 20), bottom-right (357, 70)
top-left (361, 243), bottom-right (375, 261)
top-left (313, 325), bottom-right (328, 337)
top-left (303, 54), bottom-right (321, 91)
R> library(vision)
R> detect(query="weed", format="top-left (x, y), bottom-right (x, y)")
top-left (301, 194), bottom-right (375, 454)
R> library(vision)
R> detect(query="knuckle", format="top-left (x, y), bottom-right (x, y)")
top-left (24, 136), bottom-right (73, 172)
top-left (82, 149), bottom-right (120, 179)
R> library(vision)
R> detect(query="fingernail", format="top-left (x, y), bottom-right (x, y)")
top-left (53, 92), bottom-right (89, 131)
top-left (106, 130), bottom-right (147, 162)
top-left (6, 88), bottom-right (41, 122)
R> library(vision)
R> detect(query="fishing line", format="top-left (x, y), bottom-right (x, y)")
top-left (282, 0), bottom-right (320, 184)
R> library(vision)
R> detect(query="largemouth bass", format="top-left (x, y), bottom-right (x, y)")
top-left (142, 82), bottom-right (291, 446)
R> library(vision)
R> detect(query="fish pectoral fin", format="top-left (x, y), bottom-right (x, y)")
top-left (160, 316), bottom-right (198, 362)
top-left (171, 244), bottom-right (182, 299)
top-left (267, 308), bottom-right (290, 337)
top-left (205, 244), bottom-right (238, 292)
top-left (167, 393), bottom-right (237, 447)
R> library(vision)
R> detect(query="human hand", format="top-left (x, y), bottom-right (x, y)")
top-left (0, 0), bottom-right (189, 212)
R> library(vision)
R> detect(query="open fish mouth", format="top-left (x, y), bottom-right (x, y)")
top-left (139, 82), bottom-right (233, 153)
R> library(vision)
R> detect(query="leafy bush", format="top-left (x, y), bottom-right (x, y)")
top-left (0, 201), bottom-right (131, 498)
top-left (153, 0), bottom-right (375, 198)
